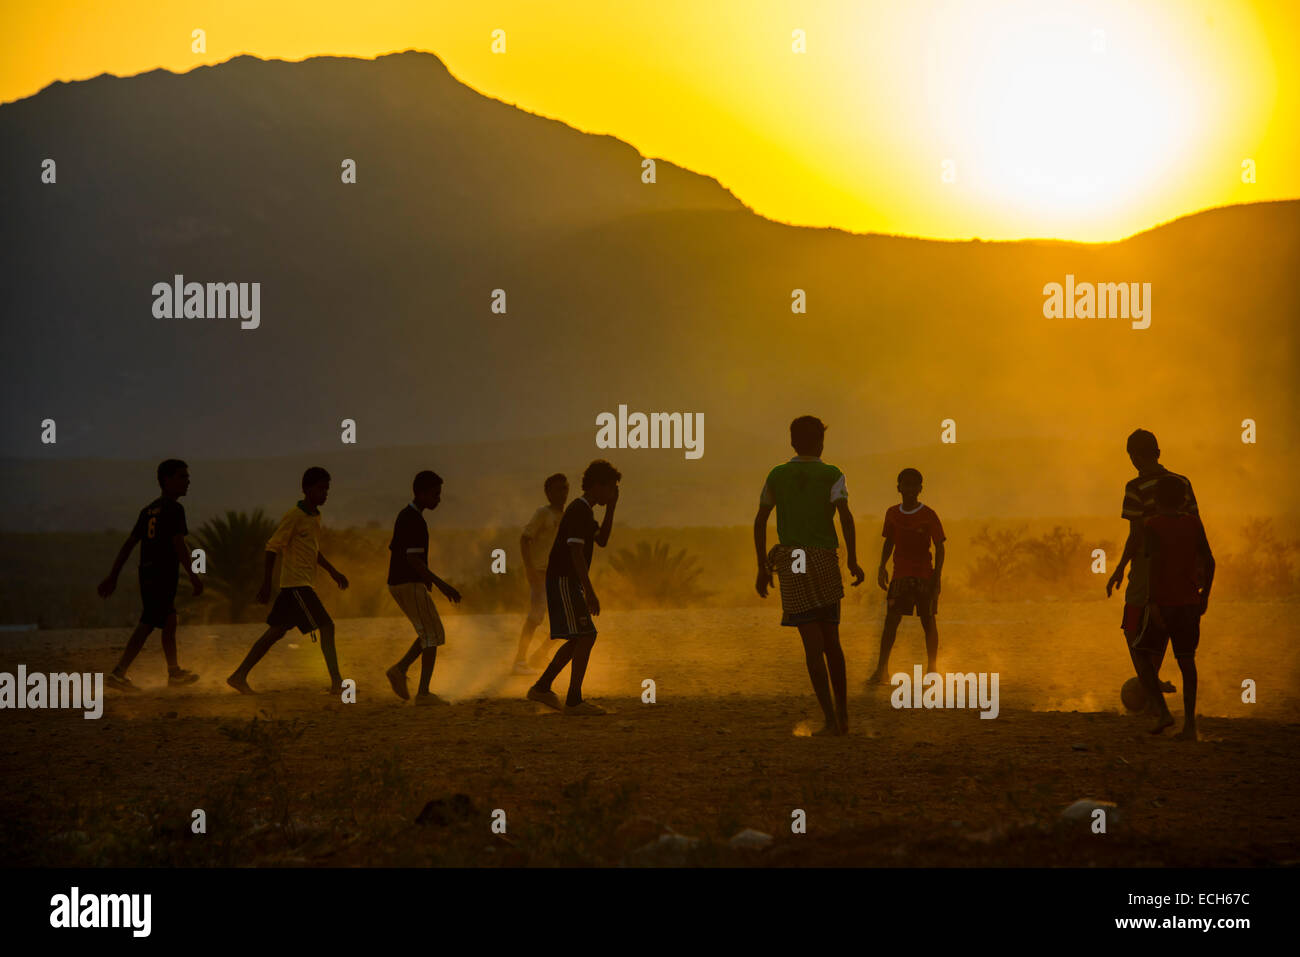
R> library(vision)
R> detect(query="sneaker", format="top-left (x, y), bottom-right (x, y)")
top-left (168, 669), bottom-right (200, 686)
top-left (386, 665), bottom-right (410, 701)
top-left (527, 686), bottom-right (562, 711)
top-left (105, 672), bottom-right (139, 693)
top-left (414, 693), bottom-right (449, 707)
top-left (563, 700), bottom-right (607, 716)
top-left (511, 661), bottom-right (538, 676)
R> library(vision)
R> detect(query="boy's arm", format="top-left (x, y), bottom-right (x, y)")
top-left (97, 532), bottom-right (141, 597)
top-left (172, 533), bottom-right (203, 596)
top-left (520, 534), bottom-right (535, 575)
top-left (1197, 522), bottom-right (1216, 612)
top-left (570, 541), bottom-right (598, 614)
top-left (753, 504), bottom-right (774, 597)
top-left (316, 552), bottom-right (348, 589)
top-left (256, 552), bottom-right (277, 603)
top-left (933, 540), bottom-right (946, 584)
top-left (834, 500), bottom-right (865, 586)
top-left (1107, 519), bottom-right (1141, 596)
top-left (878, 539), bottom-right (894, 590)
top-left (595, 489), bottom-right (618, 547)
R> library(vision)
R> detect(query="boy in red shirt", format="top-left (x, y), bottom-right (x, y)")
top-left (867, 468), bottom-right (945, 683)
top-left (1139, 475), bottom-right (1215, 740)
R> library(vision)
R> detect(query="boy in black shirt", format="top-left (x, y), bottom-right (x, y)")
top-left (384, 470), bottom-right (462, 704)
top-left (97, 459), bottom-right (204, 691)
top-left (527, 459), bottom-right (621, 715)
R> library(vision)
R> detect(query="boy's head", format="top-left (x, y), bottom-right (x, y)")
top-left (301, 466), bottom-right (331, 508)
top-left (1126, 428), bottom-right (1160, 471)
top-left (897, 467), bottom-right (923, 503)
top-left (412, 470), bottom-right (443, 510)
top-left (789, 415), bottom-right (826, 457)
top-left (1154, 475), bottom-right (1185, 513)
top-left (544, 472), bottom-right (569, 508)
top-left (157, 458), bottom-right (190, 497)
top-left (581, 459), bottom-right (622, 506)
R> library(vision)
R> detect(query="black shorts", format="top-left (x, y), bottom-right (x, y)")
top-left (887, 575), bottom-right (935, 617)
top-left (547, 575), bottom-right (597, 640)
top-left (139, 569), bottom-right (179, 629)
top-left (1128, 605), bottom-right (1169, 656)
top-left (267, 586), bottom-right (332, 636)
top-left (1156, 604), bottom-right (1200, 657)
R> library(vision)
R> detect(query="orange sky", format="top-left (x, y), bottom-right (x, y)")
top-left (2, 0), bottom-right (1296, 241)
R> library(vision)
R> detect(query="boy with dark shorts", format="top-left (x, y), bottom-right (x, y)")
top-left (1106, 429), bottom-right (1197, 703)
top-left (1136, 475), bottom-right (1215, 740)
top-left (384, 470), bottom-right (462, 705)
top-left (754, 416), bottom-right (864, 736)
top-left (867, 468), bottom-right (945, 683)
top-left (227, 467), bottom-right (349, 695)
top-left (527, 459), bottom-right (620, 716)
top-left (97, 459), bottom-right (203, 691)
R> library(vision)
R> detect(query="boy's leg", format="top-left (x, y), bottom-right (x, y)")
top-left (796, 623), bottom-right (837, 732)
top-left (564, 634), bottom-right (598, 706)
top-left (318, 617), bottom-right (342, 691)
top-left (394, 638), bottom-right (422, 674)
top-left (1132, 642), bottom-right (1174, 733)
top-left (918, 609), bottom-right (939, 674)
top-left (869, 611), bottom-right (904, 682)
top-left (160, 613), bottom-right (180, 673)
top-left (820, 620), bottom-right (848, 732)
top-left (515, 579), bottom-right (546, 665)
top-left (416, 646), bottom-right (438, 697)
top-left (112, 622), bottom-right (153, 679)
top-left (1174, 653), bottom-right (1197, 740)
top-left (533, 640), bottom-right (575, 693)
top-left (227, 625), bottom-right (291, 691)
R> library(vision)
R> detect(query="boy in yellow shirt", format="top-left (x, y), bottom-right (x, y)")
top-left (227, 467), bottom-right (350, 694)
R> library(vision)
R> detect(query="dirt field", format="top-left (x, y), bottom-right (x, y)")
top-left (2, 600), bottom-right (1297, 866)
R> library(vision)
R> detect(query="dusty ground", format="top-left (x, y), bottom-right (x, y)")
top-left (1, 600), bottom-right (1297, 866)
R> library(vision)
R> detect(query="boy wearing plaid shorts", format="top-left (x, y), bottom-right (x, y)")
top-left (754, 416), bottom-right (865, 736)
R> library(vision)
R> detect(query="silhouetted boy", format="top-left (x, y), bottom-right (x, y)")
top-left (527, 460), bottom-right (620, 715)
top-left (512, 473), bottom-right (568, 675)
top-left (97, 458), bottom-right (203, 690)
top-left (1136, 475), bottom-right (1214, 740)
top-left (1106, 429), bottom-right (1197, 703)
top-left (867, 468), bottom-right (945, 683)
top-left (227, 467), bottom-right (348, 694)
top-left (754, 416), bottom-right (864, 736)
top-left (384, 470), bottom-right (462, 704)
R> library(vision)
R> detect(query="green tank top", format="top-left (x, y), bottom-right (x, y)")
top-left (762, 459), bottom-right (846, 549)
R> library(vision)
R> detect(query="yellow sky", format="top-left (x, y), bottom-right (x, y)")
top-left (2, 0), bottom-right (1296, 241)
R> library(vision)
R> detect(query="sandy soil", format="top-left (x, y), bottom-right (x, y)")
top-left (1, 600), bottom-right (1297, 866)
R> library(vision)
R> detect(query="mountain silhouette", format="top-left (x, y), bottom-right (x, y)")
top-left (1, 51), bottom-right (1296, 529)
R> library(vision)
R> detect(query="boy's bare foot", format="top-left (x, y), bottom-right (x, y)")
top-left (1149, 712), bottom-right (1175, 734)
top-left (811, 722), bottom-right (842, 737)
top-left (168, 669), bottom-right (200, 686)
top-left (865, 671), bottom-right (890, 687)
top-left (1175, 726), bottom-right (1198, 742)
top-left (322, 685), bottom-right (344, 696)
top-left (226, 675), bottom-right (256, 695)
top-left (385, 665), bottom-right (409, 700)
top-left (1159, 680), bottom-right (1176, 693)
top-left (414, 692), bottom-right (449, 706)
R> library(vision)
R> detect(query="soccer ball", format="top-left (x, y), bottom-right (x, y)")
top-left (1120, 677), bottom-right (1147, 713)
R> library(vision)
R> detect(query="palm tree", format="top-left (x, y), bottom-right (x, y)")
top-left (193, 509), bottom-right (277, 622)
top-left (608, 540), bottom-right (712, 608)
